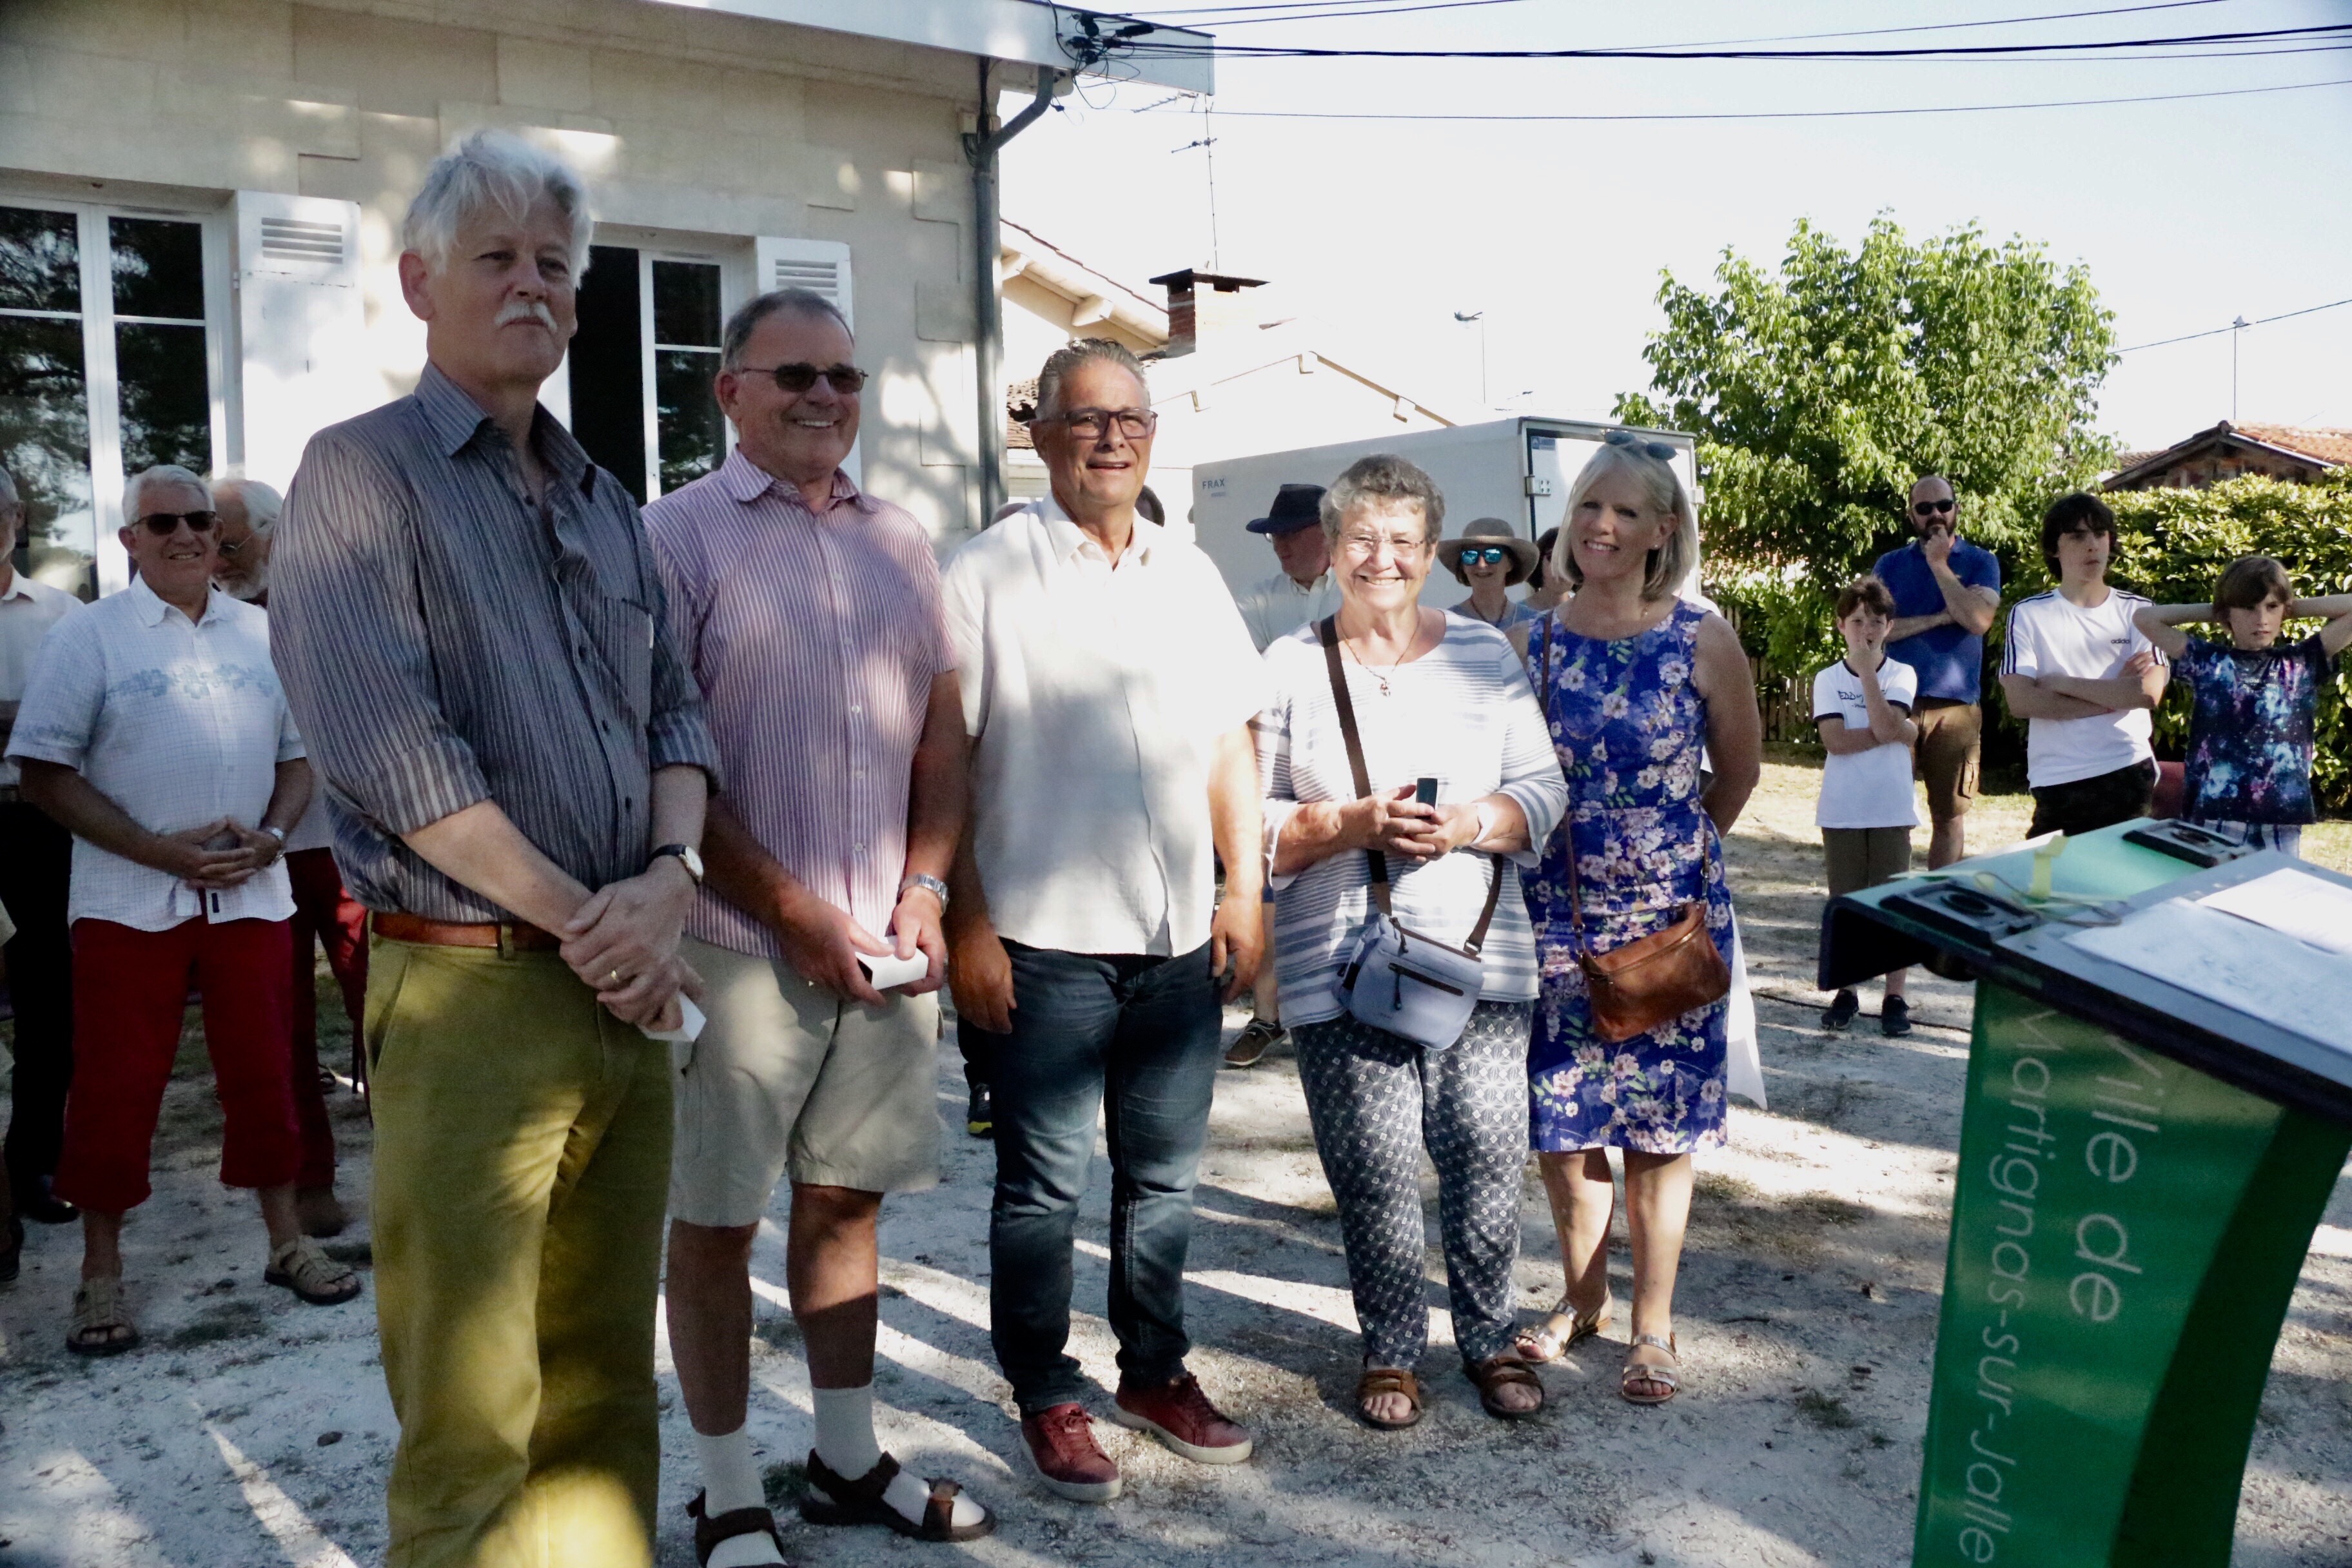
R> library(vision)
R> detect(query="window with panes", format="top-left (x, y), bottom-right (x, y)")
top-left (569, 244), bottom-right (731, 505)
top-left (0, 202), bottom-right (219, 599)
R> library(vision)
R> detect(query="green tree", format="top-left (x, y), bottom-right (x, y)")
top-left (1616, 215), bottom-right (2117, 620)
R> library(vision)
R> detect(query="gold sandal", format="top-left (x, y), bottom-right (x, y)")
top-left (1515, 1294), bottom-right (1611, 1364)
top-left (1621, 1333), bottom-right (1680, 1406)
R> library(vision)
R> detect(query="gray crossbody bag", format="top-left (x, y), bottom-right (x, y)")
top-left (1320, 618), bottom-right (1504, 1050)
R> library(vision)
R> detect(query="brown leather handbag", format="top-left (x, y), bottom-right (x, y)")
top-left (1537, 617), bottom-right (1730, 1043)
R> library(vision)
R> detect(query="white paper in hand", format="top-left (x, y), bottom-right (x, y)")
top-left (642, 994), bottom-right (707, 1077)
top-left (858, 950), bottom-right (930, 992)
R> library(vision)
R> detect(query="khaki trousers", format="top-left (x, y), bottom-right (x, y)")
top-left (365, 936), bottom-right (672, 1568)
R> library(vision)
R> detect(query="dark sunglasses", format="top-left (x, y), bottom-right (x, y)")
top-left (1464, 546), bottom-right (1511, 565)
top-left (1603, 429), bottom-right (1676, 462)
top-left (741, 362), bottom-right (867, 395)
top-left (1913, 498), bottom-right (1956, 516)
top-left (135, 510), bottom-right (217, 536)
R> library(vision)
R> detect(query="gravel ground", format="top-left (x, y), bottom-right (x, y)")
top-left (1, 754), bottom-right (2347, 1566)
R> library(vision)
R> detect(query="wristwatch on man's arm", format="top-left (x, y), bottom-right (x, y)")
top-left (899, 872), bottom-right (950, 912)
top-left (651, 842), bottom-right (705, 885)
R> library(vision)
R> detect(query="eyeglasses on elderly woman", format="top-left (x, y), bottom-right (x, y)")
top-left (1602, 429), bottom-right (1677, 463)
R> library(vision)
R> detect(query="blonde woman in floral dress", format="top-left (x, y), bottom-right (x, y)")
top-left (1509, 433), bottom-right (1761, 1405)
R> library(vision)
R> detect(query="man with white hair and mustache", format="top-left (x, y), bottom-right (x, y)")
top-left (271, 132), bottom-right (720, 1568)
top-left (213, 470), bottom-right (366, 1239)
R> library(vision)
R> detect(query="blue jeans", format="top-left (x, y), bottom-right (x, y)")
top-left (975, 939), bottom-right (1224, 1415)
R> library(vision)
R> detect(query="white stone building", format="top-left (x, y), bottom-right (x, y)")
top-left (0, 0), bottom-right (1206, 596)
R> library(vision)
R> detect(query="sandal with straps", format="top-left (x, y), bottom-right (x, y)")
top-left (685, 1491), bottom-right (787, 1567)
top-left (68, 1275), bottom-right (139, 1357)
top-left (1621, 1333), bottom-right (1681, 1406)
top-left (801, 1451), bottom-right (995, 1544)
top-left (1354, 1366), bottom-right (1424, 1431)
top-left (1465, 1352), bottom-right (1546, 1421)
top-left (1514, 1294), bottom-right (1612, 1364)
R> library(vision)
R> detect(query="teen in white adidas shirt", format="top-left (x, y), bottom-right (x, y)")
top-left (1999, 493), bottom-right (2169, 837)
top-left (1811, 576), bottom-right (1919, 1035)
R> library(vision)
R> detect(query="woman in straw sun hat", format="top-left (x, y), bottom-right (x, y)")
top-left (1439, 518), bottom-right (1542, 632)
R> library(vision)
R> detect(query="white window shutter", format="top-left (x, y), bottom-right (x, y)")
top-left (233, 191), bottom-right (368, 491)
top-left (754, 237), bottom-right (858, 485)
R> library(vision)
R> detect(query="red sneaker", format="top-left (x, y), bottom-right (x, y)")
top-left (1112, 1373), bottom-right (1254, 1465)
top-left (1020, 1402), bottom-right (1122, 1503)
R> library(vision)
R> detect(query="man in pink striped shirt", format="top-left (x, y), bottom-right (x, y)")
top-left (644, 289), bottom-right (989, 1562)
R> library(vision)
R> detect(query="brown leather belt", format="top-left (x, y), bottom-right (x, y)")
top-left (372, 911), bottom-right (563, 952)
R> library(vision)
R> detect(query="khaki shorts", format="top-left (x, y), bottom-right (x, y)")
top-left (669, 934), bottom-right (941, 1226)
top-left (1823, 827), bottom-right (1914, 897)
top-left (1914, 700), bottom-right (1982, 823)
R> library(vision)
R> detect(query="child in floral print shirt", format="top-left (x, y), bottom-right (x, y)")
top-left (2133, 556), bottom-right (2352, 856)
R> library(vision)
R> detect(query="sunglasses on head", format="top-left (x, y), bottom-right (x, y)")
top-left (741, 362), bottom-right (867, 395)
top-left (1603, 429), bottom-right (1677, 462)
top-left (1464, 546), bottom-right (1511, 566)
top-left (1913, 498), bottom-right (1956, 516)
top-left (135, 510), bottom-right (217, 536)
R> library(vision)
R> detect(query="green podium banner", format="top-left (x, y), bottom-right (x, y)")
top-left (1914, 983), bottom-right (2350, 1566)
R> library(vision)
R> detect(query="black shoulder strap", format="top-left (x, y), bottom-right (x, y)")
top-left (1319, 615), bottom-right (1504, 947)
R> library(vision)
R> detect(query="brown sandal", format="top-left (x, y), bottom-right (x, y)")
top-left (684, 1489), bottom-right (786, 1567)
top-left (1354, 1366), bottom-right (1423, 1430)
top-left (1466, 1352), bottom-right (1546, 1421)
top-left (1515, 1294), bottom-right (1612, 1364)
top-left (68, 1275), bottom-right (139, 1357)
top-left (801, 1451), bottom-right (995, 1543)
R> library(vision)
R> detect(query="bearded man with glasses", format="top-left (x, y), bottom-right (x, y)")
top-left (945, 338), bottom-right (1267, 1504)
top-left (8, 463), bottom-right (358, 1360)
top-left (1872, 473), bottom-right (2002, 867)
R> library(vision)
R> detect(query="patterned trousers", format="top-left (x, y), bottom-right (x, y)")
top-left (1292, 1000), bottom-right (1531, 1368)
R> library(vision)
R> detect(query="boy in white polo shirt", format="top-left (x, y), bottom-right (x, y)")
top-left (1999, 493), bottom-right (2168, 838)
top-left (1813, 576), bottom-right (1921, 1035)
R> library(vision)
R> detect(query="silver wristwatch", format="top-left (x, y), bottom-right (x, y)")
top-left (899, 872), bottom-right (950, 912)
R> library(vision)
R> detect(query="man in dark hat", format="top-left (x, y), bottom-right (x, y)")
top-left (1226, 482), bottom-right (1333, 1068)
top-left (1234, 483), bottom-right (1336, 654)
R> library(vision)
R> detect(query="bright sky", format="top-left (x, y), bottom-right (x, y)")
top-left (1000, 0), bottom-right (2352, 453)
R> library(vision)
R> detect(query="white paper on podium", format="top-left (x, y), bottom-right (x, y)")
top-left (2064, 897), bottom-right (2352, 1058)
top-left (2197, 867), bottom-right (2352, 957)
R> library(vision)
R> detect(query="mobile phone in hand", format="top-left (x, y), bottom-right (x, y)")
top-left (1415, 776), bottom-right (1439, 807)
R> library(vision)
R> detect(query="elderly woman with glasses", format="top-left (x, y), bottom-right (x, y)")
top-left (1253, 453), bottom-right (1567, 1430)
top-left (1509, 431), bottom-right (1761, 1406)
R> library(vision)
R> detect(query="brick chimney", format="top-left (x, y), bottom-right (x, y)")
top-left (1149, 267), bottom-right (1269, 358)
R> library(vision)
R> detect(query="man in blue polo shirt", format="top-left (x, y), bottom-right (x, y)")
top-left (1873, 474), bottom-right (2001, 868)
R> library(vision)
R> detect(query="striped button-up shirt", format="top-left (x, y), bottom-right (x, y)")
top-left (645, 451), bottom-right (954, 956)
top-left (270, 362), bottom-right (720, 921)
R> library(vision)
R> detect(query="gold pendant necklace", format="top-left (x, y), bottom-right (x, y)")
top-left (1344, 638), bottom-right (1407, 697)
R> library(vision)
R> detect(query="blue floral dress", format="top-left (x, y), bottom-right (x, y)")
top-left (1524, 603), bottom-right (1732, 1154)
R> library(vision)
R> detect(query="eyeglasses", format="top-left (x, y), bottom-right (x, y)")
top-left (1040, 407), bottom-right (1157, 442)
top-left (135, 511), bottom-right (217, 536)
top-left (1464, 546), bottom-right (1511, 565)
top-left (1603, 429), bottom-right (1677, 462)
top-left (740, 362), bottom-right (868, 395)
top-left (1337, 531), bottom-right (1429, 557)
top-left (1913, 498), bottom-right (1957, 516)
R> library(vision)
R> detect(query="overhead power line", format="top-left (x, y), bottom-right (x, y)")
top-left (1084, 20), bottom-right (2352, 62)
top-left (2118, 297), bottom-right (2352, 354)
top-left (1124, 74), bottom-right (2352, 121)
top-left (1139, 0), bottom-right (2224, 37)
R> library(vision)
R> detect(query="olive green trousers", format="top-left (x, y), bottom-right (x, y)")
top-left (366, 937), bottom-right (672, 1568)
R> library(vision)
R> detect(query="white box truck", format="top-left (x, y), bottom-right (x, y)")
top-left (1188, 416), bottom-right (1700, 608)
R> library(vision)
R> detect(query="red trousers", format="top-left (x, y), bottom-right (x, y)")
top-left (55, 917), bottom-right (300, 1213)
top-left (286, 847), bottom-right (368, 1188)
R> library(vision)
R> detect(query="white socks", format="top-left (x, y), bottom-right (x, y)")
top-left (813, 1383), bottom-right (984, 1529)
top-left (692, 1426), bottom-right (785, 1568)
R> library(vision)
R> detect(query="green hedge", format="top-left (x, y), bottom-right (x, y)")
top-left (1705, 471), bottom-right (2352, 808)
